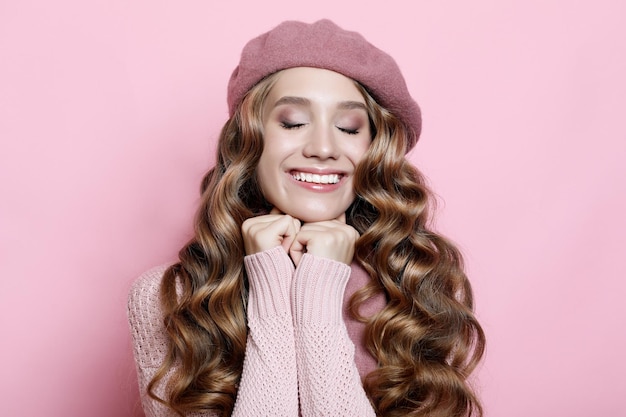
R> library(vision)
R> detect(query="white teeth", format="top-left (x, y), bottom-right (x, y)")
top-left (292, 172), bottom-right (340, 184)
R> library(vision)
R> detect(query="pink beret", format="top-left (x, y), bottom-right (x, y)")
top-left (227, 19), bottom-right (422, 151)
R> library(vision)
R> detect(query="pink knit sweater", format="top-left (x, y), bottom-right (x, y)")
top-left (127, 246), bottom-right (387, 416)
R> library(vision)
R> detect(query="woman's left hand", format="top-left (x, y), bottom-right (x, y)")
top-left (289, 213), bottom-right (359, 267)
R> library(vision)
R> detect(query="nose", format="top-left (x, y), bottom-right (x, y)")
top-left (302, 125), bottom-right (339, 160)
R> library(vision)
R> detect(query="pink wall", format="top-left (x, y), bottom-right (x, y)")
top-left (1, 1), bottom-right (624, 416)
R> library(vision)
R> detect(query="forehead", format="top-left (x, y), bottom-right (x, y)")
top-left (265, 67), bottom-right (366, 106)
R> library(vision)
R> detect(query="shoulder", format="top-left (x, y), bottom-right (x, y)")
top-left (127, 264), bottom-right (172, 324)
top-left (128, 264), bottom-right (170, 308)
top-left (127, 263), bottom-right (175, 316)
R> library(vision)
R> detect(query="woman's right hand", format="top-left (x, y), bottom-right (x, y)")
top-left (241, 208), bottom-right (301, 255)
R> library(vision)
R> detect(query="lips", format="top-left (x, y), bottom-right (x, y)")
top-left (291, 171), bottom-right (341, 184)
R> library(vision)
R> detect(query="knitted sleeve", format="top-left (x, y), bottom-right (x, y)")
top-left (232, 246), bottom-right (298, 416)
top-left (292, 254), bottom-right (376, 417)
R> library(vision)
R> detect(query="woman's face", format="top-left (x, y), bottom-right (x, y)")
top-left (257, 67), bottom-right (372, 223)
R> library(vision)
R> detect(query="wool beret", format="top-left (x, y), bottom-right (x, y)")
top-left (227, 19), bottom-right (422, 151)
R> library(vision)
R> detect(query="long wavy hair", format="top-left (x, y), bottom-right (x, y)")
top-left (148, 71), bottom-right (485, 417)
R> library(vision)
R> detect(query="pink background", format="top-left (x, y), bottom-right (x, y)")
top-left (1, 1), bottom-right (624, 416)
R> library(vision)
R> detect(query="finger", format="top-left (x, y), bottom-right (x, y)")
top-left (279, 216), bottom-right (301, 252)
top-left (242, 214), bottom-right (282, 232)
top-left (289, 237), bottom-right (305, 267)
top-left (292, 224), bottom-right (357, 265)
top-left (292, 217), bottom-right (302, 234)
top-left (242, 214), bottom-right (299, 254)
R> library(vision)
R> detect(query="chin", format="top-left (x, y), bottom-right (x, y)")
top-left (280, 206), bottom-right (345, 223)
top-left (299, 213), bottom-right (339, 223)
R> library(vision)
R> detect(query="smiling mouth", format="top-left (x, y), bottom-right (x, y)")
top-left (291, 171), bottom-right (341, 184)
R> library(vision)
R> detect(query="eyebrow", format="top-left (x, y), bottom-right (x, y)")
top-left (272, 96), bottom-right (367, 112)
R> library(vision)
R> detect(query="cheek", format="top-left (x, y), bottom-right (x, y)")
top-left (255, 138), bottom-right (287, 197)
top-left (259, 130), bottom-right (299, 168)
top-left (347, 139), bottom-right (372, 164)
top-left (255, 153), bottom-right (272, 190)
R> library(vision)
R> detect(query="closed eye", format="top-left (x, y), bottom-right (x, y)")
top-left (280, 121), bottom-right (306, 130)
top-left (337, 126), bottom-right (359, 135)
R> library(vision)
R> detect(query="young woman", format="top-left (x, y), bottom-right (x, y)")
top-left (128, 19), bottom-right (485, 417)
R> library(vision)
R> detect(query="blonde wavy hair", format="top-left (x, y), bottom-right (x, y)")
top-left (149, 71), bottom-right (485, 417)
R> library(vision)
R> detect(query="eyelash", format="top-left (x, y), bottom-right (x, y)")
top-left (337, 127), bottom-right (359, 135)
top-left (280, 121), bottom-right (305, 130)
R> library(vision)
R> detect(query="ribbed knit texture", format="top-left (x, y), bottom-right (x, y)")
top-left (128, 247), bottom-right (384, 416)
top-left (244, 246), bottom-right (294, 320)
